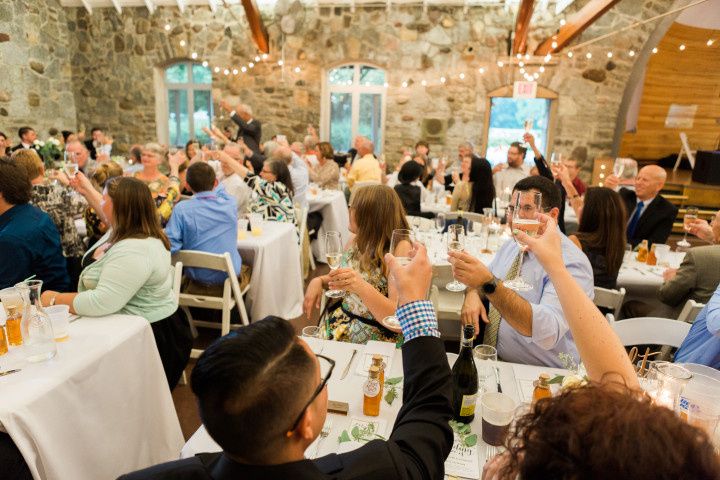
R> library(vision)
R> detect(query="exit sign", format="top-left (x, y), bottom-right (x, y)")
top-left (513, 81), bottom-right (537, 99)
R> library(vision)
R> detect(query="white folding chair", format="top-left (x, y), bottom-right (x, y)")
top-left (172, 250), bottom-right (250, 359)
top-left (609, 316), bottom-right (691, 349)
top-left (593, 287), bottom-right (626, 319)
top-left (677, 299), bottom-right (705, 324)
top-left (674, 132), bottom-right (697, 171)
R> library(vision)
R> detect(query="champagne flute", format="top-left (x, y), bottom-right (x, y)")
top-left (446, 223), bottom-right (467, 292)
top-left (324, 231), bottom-right (345, 299)
top-left (380, 229), bottom-right (415, 331)
top-left (505, 191), bottom-right (542, 292)
top-left (523, 118), bottom-right (533, 146)
top-left (612, 158), bottom-right (625, 179)
top-left (64, 150), bottom-right (79, 178)
top-left (677, 206), bottom-right (698, 248)
top-left (550, 152), bottom-right (562, 169)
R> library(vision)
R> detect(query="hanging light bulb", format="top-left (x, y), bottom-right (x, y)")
top-left (707, 39), bottom-right (714, 46)
top-left (294, 66), bottom-right (301, 73)
top-left (478, 67), bottom-right (485, 74)
top-left (232, 68), bottom-right (238, 75)
top-left (223, 69), bottom-right (230, 75)
top-left (421, 80), bottom-right (427, 86)
top-left (214, 66), bottom-right (220, 73)
top-left (249, 62), bottom-right (255, 68)
top-left (652, 47), bottom-right (658, 54)
top-left (519, 61), bottom-right (525, 67)
top-left (262, 53), bottom-right (269, 60)
top-left (440, 76), bottom-right (446, 84)
top-left (383, 82), bottom-right (389, 88)
top-left (519, 67), bottom-right (526, 74)
top-left (497, 60), bottom-right (504, 67)
top-left (586, 52), bottom-right (592, 59)
top-left (278, 60), bottom-right (284, 66)
top-left (191, 52), bottom-right (198, 59)
top-left (533, 72), bottom-right (539, 79)
top-left (539, 66), bottom-right (545, 73)
top-left (567, 51), bottom-right (573, 58)
top-left (254, 55), bottom-right (261, 62)
top-left (179, 40), bottom-right (186, 47)
top-left (524, 54), bottom-right (530, 60)
top-left (164, 24), bottom-right (171, 31)
top-left (202, 61), bottom-right (209, 67)
top-left (544, 54), bottom-right (551, 63)
top-left (551, 41), bottom-right (558, 50)
top-left (607, 51), bottom-right (613, 58)
top-left (559, 18), bottom-right (566, 26)
top-left (241, 66), bottom-right (247, 73)
top-left (629, 50), bottom-right (636, 57)
top-left (516, 53), bottom-right (522, 59)
top-left (679, 44), bottom-right (686, 51)
top-left (459, 72), bottom-right (465, 80)
top-left (401, 81), bottom-right (408, 88)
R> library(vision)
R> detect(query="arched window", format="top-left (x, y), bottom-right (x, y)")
top-left (322, 64), bottom-right (386, 154)
top-left (163, 61), bottom-right (213, 146)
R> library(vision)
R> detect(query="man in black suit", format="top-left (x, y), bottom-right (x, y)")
top-left (119, 245), bottom-right (453, 480)
top-left (220, 100), bottom-right (262, 155)
top-left (607, 165), bottom-right (677, 248)
top-left (84, 127), bottom-right (104, 160)
top-left (10, 126), bottom-right (37, 152)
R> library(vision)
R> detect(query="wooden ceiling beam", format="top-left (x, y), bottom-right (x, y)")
top-left (240, 0), bottom-right (269, 54)
top-left (534, 0), bottom-right (621, 55)
top-left (512, 0), bottom-right (535, 55)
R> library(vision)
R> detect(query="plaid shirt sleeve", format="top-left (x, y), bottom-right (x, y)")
top-left (396, 300), bottom-right (440, 341)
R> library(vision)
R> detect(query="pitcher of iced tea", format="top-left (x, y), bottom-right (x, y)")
top-left (15, 280), bottom-right (56, 363)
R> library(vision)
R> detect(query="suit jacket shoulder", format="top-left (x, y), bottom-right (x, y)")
top-left (117, 453), bottom-right (219, 480)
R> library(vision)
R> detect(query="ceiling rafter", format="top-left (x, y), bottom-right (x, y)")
top-left (240, 0), bottom-right (269, 54)
top-left (511, 0), bottom-right (534, 55)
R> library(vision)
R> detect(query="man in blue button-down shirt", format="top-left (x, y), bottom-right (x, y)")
top-left (450, 176), bottom-right (594, 368)
top-left (675, 283), bottom-right (720, 369)
top-left (165, 162), bottom-right (243, 287)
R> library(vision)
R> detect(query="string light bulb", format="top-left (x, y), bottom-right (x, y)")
top-left (191, 52), bottom-right (198, 59)
top-left (567, 51), bottom-right (573, 58)
top-left (241, 66), bottom-right (247, 73)
top-left (459, 72), bottom-right (465, 80)
top-left (262, 53), bottom-right (269, 60)
top-left (629, 50), bottom-right (635, 57)
top-left (607, 52), bottom-right (613, 58)
top-left (440, 76), bottom-right (446, 84)
top-left (707, 39), bottom-right (714, 46)
top-left (294, 66), bottom-right (301, 73)
top-left (202, 61), bottom-right (208, 67)
top-left (214, 66), bottom-right (220, 73)
top-left (254, 56), bottom-right (261, 62)
top-left (249, 62), bottom-right (255, 68)
top-left (652, 47), bottom-right (658, 54)
top-left (232, 68), bottom-right (238, 75)
top-left (679, 44), bottom-right (686, 51)
top-left (539, 66), bottom-right (545, 73)
top-left (524, 54), bottom-right (530, 60)
top-left (519, 67), bottom-right (526, 74)
top-left (497, 60), bottom-right (504, 67)
top-left (560, 18), bottom-right (566, 26)
top-left (223, 69), bottom-right (230, 75)
top-left (179, 40), bottom-right (186, 47)
top-left (551, 41), bottom-right (558, 49)
top-left (383, 82), bottom-right (389, 88)
top-left (519, 61), bottom-right (525, 67)
top-left (516, 53), bottom-right (522, 59)
top-left (478, 67), bottom-right (485, 74)
top-left (586, 52), bottom-right (592, 59)
top-left (544, 54), bottom-right (551, 63)
top-left (401, 81), bottom-right (408, 88)
top-left (278, 60), bottom-right (284, 66)
top-left (421, 79), bottom-right (427, 86)
top-left (533, 72), bottom-right (539, 79)
top-left (164, 24), bottom-right (171, 31)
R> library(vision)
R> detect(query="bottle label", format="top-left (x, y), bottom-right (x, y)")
top-left (363, 378), bottom-right (380, 397)
top-left (459, 394), bottom-right (477, 417)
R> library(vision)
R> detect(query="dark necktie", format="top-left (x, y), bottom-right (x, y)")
top-left (627, 200), bottom-right (645, 239)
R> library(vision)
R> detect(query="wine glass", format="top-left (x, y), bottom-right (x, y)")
top-left (64, 150), bottom-right (79, 178)
top-left (612, 158), bottom-right (625, 179)
top-left (474, 345), bottom-right (498, 393)
top-left (523, 118), bottom-right (533, 145)
top-left (324, 231), bottom-right (344, 299)
top-left (678, 206), bottom-right (699, 248)
top-left (550, 152), bottom-right (562, 168)
top-left (505, 191), bottom-right (542, 292)
top-left (446, 223), bottom-right (467, 292)
top-left (380, 229), bottom-right (415, 331)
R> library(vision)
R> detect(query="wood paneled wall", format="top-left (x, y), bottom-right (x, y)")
top-left (620, 23), bottom-right (720, 160)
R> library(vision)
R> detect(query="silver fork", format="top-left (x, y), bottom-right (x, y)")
top-left (485, 445), bottom-right (498, 462)
top-left (313, 422), bottom-right (332, 458)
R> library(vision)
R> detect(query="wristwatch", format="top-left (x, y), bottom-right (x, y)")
top-left (481, 276), bottom-right (499, 295)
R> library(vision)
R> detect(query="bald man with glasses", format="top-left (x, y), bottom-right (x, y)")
top-left (120, 244), bottom-right (454, 480)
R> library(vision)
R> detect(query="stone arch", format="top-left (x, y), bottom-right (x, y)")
top-left (611, 0), bottom-right (697, 157)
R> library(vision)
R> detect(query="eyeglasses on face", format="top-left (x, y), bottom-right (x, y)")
top-left (286, 354), bottom-right (335, 437)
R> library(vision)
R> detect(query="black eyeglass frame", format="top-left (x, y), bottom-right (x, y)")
top-left (286, 354), bottom-right (335, 436)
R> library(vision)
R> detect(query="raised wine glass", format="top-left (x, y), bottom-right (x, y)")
top-left (612, 158), bottom-right (625, 179)
top-left (380, 229), bottom-right (415, 331)
top-left (677, 206), bottom-right (698, 248)
top-left (522, 118), bottom-right (533, 146)
top-left (505, 191), bottom-right (542, 292)
top-left (63, 150), bottom-right (79, 179)
top-left (446, 223), bottom-right (467, 292)
top-left (324, 231), bottom-right (345, 299)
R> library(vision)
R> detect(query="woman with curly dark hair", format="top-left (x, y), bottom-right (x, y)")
top-left (450, 213), bottom-right (720, 480)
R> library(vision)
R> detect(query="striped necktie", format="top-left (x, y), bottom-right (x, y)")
top-left (482, 250), bottom-right (524, 348)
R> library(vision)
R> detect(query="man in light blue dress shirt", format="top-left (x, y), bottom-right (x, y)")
top-left (675, 283), bottom-right (720, 369)
top-left (450, 176), bottom-right (594, 368)
top-left (165, 162), bottom-right (243, 287)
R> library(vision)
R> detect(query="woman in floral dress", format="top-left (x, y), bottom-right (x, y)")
top-left (303, 185), bottom-right (411, 345)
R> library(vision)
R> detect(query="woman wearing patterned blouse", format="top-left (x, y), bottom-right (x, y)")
top-left (12, 149), bottom-right (97, 287)
top-left (306, 141), bottom-right (340, 190)
top-left (303, 185), bottom-right (410, 345)
top-left (133, 143), bottom-right (182, 227)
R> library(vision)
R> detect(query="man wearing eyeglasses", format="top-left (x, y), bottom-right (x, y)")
top-left (120, 244), bottom-right (454, 480)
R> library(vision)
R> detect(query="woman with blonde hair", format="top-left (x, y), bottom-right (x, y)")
top-left (303, 185), bottom-right (410, 345)
top-left (133, 143), bottom-right (183, 226)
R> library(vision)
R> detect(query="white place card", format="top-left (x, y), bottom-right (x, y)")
top-left (444, 433), bottom-right (480, 479)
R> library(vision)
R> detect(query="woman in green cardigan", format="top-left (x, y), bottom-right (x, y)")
top-left (41, 176), bottom-right (192, 389)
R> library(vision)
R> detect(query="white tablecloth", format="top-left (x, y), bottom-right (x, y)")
top-left (421, 202), bottom-right (451, 215)
top-left (237, 221), bottom-right (303, 320)
top-left (309, 190), bottom-right (351, 263)
top-left (0, 315), bottom-right (184, 480)
top-left (181, 339), bottom-right (567, 475)
top-left (617, 251), bottom-right (686, 302)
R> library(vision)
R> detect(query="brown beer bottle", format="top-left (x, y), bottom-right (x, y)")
top-left (636, 240), bottom-right (649, 263)
top-left (363, 366), bottom-right (382, 416)
top-left (371, 355), bottom-right (385, 386)
top-left (532, 373), bottom-right (552, 404)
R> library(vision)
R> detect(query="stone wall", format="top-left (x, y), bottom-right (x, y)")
top-left (0, 0), bottom-right (77, 143)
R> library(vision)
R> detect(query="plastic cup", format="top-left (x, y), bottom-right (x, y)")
top-left (481, 392), bottom-right (516, 446)
top-left (45, 305), bottom-right (70, 341)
